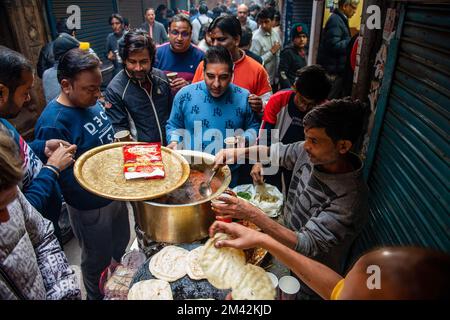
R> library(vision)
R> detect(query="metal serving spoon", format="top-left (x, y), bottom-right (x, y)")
top-left (199, 168), bottom-right (219, 198)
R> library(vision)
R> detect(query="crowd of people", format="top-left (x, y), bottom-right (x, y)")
top-left (1, 0), bottom-right (449, 301)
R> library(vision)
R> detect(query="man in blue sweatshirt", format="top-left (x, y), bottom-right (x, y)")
top-left (35, 48), bottom-right (130, 300)
top-left (0, 46), bottom-right (76, 244)
top-left (166, 46), bottom-right (260, 186)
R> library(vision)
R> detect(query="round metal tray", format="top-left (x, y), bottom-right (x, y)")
top-left (74, 142), bottom-right (190, 201)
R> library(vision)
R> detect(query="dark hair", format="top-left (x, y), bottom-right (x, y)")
top-left (295, 65), bottom-right (331, 101)
top-left (209, 15), bottom-right (242, 38)
top-left (56, 18), bottom-right (77, 35)
top-left (144, 7), bottom-right (155, 15)
top-left (199, 4), bottom-right (209, 15)
top-left (257, 8), bottom-right (275, 21)
top-left (249, 4), bottom-right (261, 12)
top-left (57, 48), bottom-right (100, 83)
top-left (0, 46), bottom-right (33, 94)
top-left (265, 0), bottom-right (276, 7)
top-left (220, 5), bottom-right (229, 14)
top-left (203, 46), bottom-right (233, 73)
top-left (109, 13), bottom-right (123, 25)
top-left (189, 7), bottom-right (198, 16)
top-left (169, 13), bottom-right (192, 31)
top-left (118, 30), bottom-right (156, 68)
top-left (123, 18), bottom-right (129, 27)
top-left (167, 9), bottom-right (175, 18)
top-left (303, 98), bottom-right (365, 144)
top-left (239, 27), bottom-right (253, 47)
top-left (274, 11), bottom-right (281, 21)
top-left (156, 4), bottom-right (167, 14)
top-left (212, 6), bottom-right (222, 19)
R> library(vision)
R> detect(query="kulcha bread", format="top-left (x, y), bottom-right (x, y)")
top-left (231, 264), bottom-right (276, 300)
top-left (149, 246), bottom-right (189, 282)
top-left (200, 233), bottom-right (275, 300)
top-left (127, 279), bottom-right (173, 300)
top-left (200, 233), bottom-right (246, 289)
top-left (186, 246), bottom-right (206, 280)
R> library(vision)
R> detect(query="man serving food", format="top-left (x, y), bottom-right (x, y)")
top-left (212, 98), bottom-right (369, 299)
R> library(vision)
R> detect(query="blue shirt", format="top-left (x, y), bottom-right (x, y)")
top-left (154, 43), bottom-right (205, 84)
top-left (166, 82), bottom-right (260, 185)
top-left (42, 66), bottom-right (59, 104)
top-left (35, 100), bottom-right (115, 210)
top-left (0, 119), bottom-right (62, 227)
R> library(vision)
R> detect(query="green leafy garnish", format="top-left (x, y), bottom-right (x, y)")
top-left (237, 192), bottom-right (252, 200)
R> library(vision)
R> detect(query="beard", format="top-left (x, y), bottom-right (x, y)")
top-left (0, 98), bottom-right (22, 119)
top-left (125, 67), bottom-right (150, 82)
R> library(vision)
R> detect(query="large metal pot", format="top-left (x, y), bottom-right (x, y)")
top-left (132, 150), bottom-right (231, 244)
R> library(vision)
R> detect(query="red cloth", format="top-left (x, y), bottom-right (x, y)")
top-left (350, 37), bottom-right (360, 71)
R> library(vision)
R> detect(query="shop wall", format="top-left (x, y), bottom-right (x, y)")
top-left (347, 1), bottom-right (450, 268)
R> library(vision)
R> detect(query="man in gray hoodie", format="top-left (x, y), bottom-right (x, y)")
top-left (212, 98), bottom-right (368, 299)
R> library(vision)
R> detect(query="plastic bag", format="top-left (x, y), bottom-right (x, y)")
top-left (232, 184), bottom-right (283, 218)
top-left (101, 250), bottom-right (147, 300)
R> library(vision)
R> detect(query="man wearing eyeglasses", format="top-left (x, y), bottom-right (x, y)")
top-left (154, 14), bottom-right (205, 94)
top-left (317, 0), bottom-right (359, 99)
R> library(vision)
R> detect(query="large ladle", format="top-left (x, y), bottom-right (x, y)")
top-left (199, 168), bottom-right (219, 198)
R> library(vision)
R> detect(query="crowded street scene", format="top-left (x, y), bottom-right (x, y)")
top-left (0, 0), bottom-right (449, 307)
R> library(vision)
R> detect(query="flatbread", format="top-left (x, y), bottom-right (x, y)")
top-left (200, 233), bottom-right (246, 289)
top-left (149, 246), bottom-right (188, 282)
top-left (127, 279), bottom-right (173, 300)
top-left (186, 246), bottom-right (206, 280)
top-left (231, 264), bottom-right (276, 300)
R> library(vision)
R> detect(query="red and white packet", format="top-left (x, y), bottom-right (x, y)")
top-left (123, 143), bottom-right (165, 180)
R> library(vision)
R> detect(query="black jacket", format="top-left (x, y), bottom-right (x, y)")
top-left (317, 9), bottom-right (351, 75)
top-left (37, 42), bottom-right (55, 78)
top-left (278, 45), bottom-right (307, 89)
top-left (104, 68), bottom-right (172, 144)
top-left (244, 49), bottom-right (263, 65)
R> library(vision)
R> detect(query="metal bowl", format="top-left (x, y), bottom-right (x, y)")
top-left (132, 150), bottom-right (231, 244)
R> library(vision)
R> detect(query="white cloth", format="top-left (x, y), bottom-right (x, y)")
top-left (251, 28), bottom-right (282, 84)
top-left (191, 14), bottom-right (212, 44)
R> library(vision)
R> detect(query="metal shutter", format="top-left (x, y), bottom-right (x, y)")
top-left (117, 0), bottom-right (144, 30)
top-left (352, 3), bottom-right (450, 261)
top-left (283, 0), bottom-right (313, 43)
top-left (50, 0), bottom-right (116, 61)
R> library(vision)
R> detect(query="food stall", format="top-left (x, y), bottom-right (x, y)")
top-left (74, 142), bottom-right (287, 300)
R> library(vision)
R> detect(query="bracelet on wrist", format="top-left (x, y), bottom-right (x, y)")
top-left (44, 165), bottom-right (60, 178)
top-left (45, 164), bottom-right (61, 173)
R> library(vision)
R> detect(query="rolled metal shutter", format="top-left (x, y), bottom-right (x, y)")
top-left (283, 0), bottom-right (313, 43)
top-left (117, 0), bottom-right (144, 30)
top-left (351, 3), bottom-right (450, 261)
top-left (50, 0), bottom-right (116, 61)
